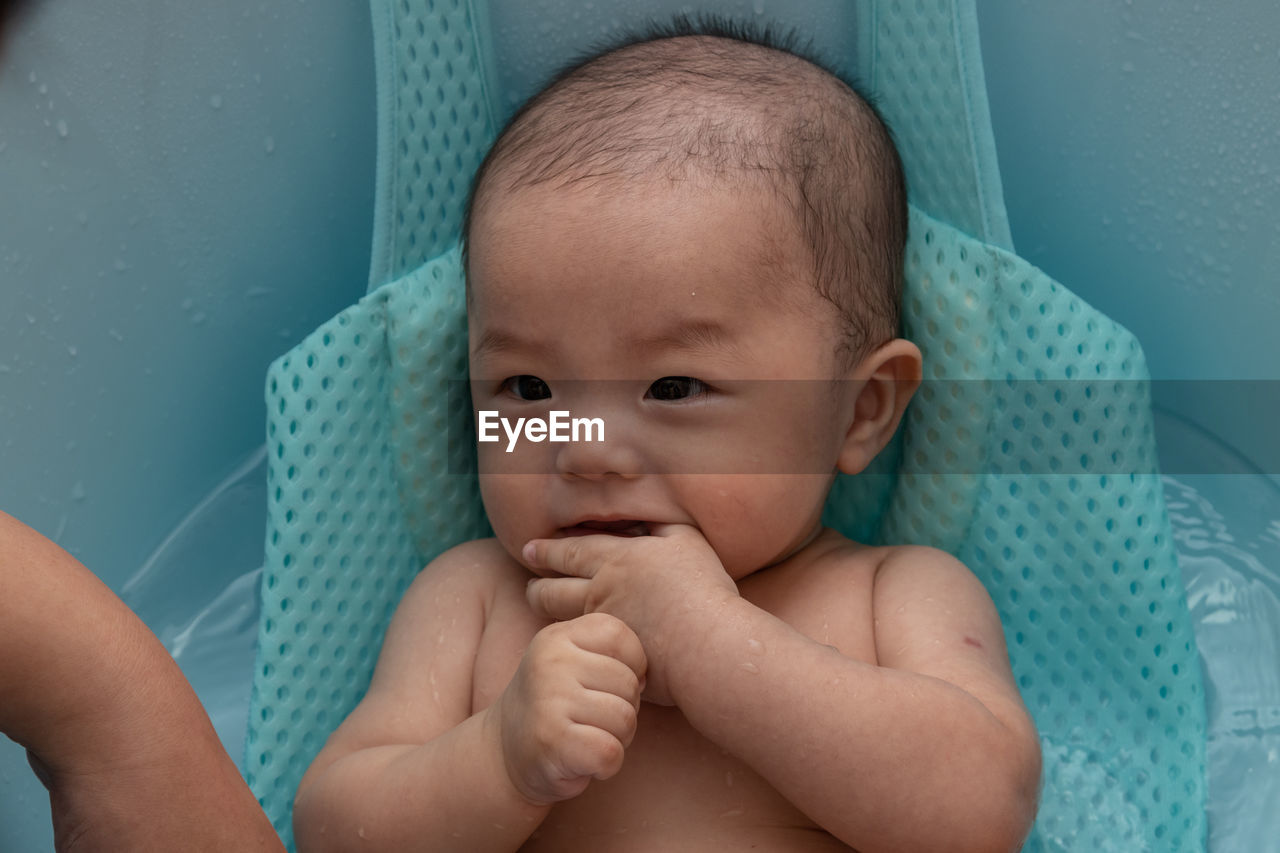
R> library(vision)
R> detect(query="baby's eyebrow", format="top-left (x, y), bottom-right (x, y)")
top-left (470, 319), bottom-right (745, 362)
top-left (632, 319), bottom-right (742, 356)
top-left (470, 328), bottom-right (525, 361)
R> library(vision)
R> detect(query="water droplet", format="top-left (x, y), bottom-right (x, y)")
top-left (71, 481), bottom-right (86, 501)
top-left (210, 94), bottom-right (223, 109)
top-left (67, 345), bottom-right (77, 357)
top-left (739, 662), bottom-right (759, 674)
top-left (746, 638), bottom-right (765, 655)
top-left (264, 135), bottom-right (275, 154)
top-left (56, 119), bottom-right (68, 138)
top-left (753, 0), bottom-right (765, 14)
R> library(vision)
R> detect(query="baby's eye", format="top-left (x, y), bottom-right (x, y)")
top-left (501, 375), bottom-right (551, 401)
top-left (646, 376), bottom-right (707, 401)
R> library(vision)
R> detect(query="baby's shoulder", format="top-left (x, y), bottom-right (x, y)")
top-left (778, 535), bottom-right (1006, 670)
top-left (867, 542), bottom-right (989, 603)
top-left (820, 538), bottom-right (989, 608)
top-left (762, 532), bottom-right (984, 612)
top-left (394, 537), bottom-right (529, 622)
top-left (800, 532), bottom-right (978, 583)
top-left (742, 532), bottom-right (887, 652)
top-left (423, 536), bottom-right (524, 582)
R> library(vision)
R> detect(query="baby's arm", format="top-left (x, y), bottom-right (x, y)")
top-left (292, 540), bottom-right (645, 852)
top-left (525, 531), bottom-right (1040, 853)
top-left (0, 511), bottom-right (282, 852)
top-left (672, 546), bottom-right (1041, 852)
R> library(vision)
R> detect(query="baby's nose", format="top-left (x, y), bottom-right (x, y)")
top-left (553, 415), bottom-right (644, 480)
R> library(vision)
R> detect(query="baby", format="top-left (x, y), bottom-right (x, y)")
top-left (294, 24), bottom-right (1041, 853)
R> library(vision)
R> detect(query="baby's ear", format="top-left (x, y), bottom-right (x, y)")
top-left (837, 339), bottom-right (922, 475)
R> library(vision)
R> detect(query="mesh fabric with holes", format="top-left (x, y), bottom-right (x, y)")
top-left (367, 0), bottom-right (496, 288)
top-left (828, 209), bottom-right (1205, 850)
top-left (871, 0), bottom-right (1012, 249)
top-left (245, 1), bottom-right (1206, 850)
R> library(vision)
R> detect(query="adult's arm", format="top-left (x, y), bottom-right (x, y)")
top-left (0, 510), bottom-right (283, 852)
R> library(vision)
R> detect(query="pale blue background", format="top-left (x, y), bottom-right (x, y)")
top-left (2, 1), bottom-right (1277, 849)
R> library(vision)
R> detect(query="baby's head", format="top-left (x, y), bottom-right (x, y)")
top-left (464, 23), bottom-right (922, 578)
top-left (467, 21), bottom-right (908, 366)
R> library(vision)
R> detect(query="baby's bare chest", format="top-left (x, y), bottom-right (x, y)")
top-left (521, 704), bottom-right (855, 852)
top-left (468, 557), bottom-right (878, 851)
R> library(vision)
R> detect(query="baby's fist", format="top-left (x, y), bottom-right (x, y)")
top-left (497, 613), bottom-right (646, 805)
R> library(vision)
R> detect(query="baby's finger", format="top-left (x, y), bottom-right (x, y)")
top-left (646, 522), bottom-right (701, 540)
top-left (527, 576), bottom-right (591, 621)
top-left (572, 689), bottom-right (640, 748)
top-left (523, 536), bottom-right (611, 579)
top-left (560, 723), bottom-right (627, 782)
top-left (576, 652), bottom-right (645, 710)
top-left (567, 612), bottom-right (648, 687)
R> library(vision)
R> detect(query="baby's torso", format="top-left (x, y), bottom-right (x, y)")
top-left (468, 530), bottom-right (882, 852)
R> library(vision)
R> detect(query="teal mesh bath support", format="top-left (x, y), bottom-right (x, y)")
top-left (244, 2), bottom-right (1207, 850)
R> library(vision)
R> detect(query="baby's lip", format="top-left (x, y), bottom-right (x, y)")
top-left (558, 519), bottom-right (652, 538)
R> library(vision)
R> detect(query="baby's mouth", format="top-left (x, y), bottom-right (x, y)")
top-left (559, 519), bottom-right (651, 538)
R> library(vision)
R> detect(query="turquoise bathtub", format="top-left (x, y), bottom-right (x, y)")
top-left (2, 1), bottom-right (1277, 849)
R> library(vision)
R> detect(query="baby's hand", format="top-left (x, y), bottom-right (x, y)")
top-left (522, 524), bottom-right (739, 705)
top-left (496, 612), bottom-right (646, 805)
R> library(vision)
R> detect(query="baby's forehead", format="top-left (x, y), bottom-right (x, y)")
top-left (471, 176), bottom-right (812, 293)
top-left (465, 188), bottom-right (848, 376)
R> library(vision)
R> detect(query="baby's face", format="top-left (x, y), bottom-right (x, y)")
top-left (467, 180), bottom-right (860, 581)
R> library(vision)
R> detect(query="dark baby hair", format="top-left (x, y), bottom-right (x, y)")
top-left (463, 16), bottom-right (908, 363)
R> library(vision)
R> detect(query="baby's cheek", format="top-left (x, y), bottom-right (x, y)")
top-left (708, 476), bottom-right (830, 572)
top-left (682, 478), bottom-right (782, 570)
top-left (478, 475), bottom-right (540, 560)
